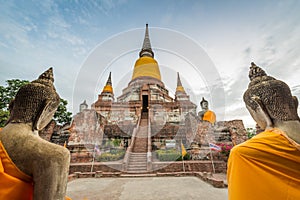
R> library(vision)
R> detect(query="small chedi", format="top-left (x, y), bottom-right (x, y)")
top-left (227, 63), bottom-right (300, 199)
top-left (0, 68), bottom-right (70, 200)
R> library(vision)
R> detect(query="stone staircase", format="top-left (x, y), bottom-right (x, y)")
top-left (127, 153), bottom-right (147, 173)
top-left (126, 112), bottom-right (148, 173)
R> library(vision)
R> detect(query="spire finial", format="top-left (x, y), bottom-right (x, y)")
top-left (176, 72), bottom-right (185, 93)
top-left (177, 72), bottom-right (183, 87)
top-left (106, 72), bottom-right (112, 86)
top-left (139, 24), bottom-right (154, 58)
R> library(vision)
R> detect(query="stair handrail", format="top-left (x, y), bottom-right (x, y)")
top-left (147, 110), bottom-right (152, 171)
top-left (123, 113), bottom-right (141, 171)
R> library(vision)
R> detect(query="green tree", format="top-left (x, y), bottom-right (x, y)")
top-left (54, 98), bottom-right (72, 125)
top-left (0, 79), bottom-right (29, 127)
top-left (0, 79), bottom-right (29, 110)
top-left (0, 79), bottom-right (72, 127)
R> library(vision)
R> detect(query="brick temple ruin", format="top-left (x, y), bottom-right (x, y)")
top-left (53, 24), bottom-right (248, 174)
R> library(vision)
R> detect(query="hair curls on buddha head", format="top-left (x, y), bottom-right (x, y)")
top-left (243, 62), bottom-right (299, 122)
top-left (7, 68), bottom-right (60, 130)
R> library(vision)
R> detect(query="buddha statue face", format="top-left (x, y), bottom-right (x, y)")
top-left (243, 63), bottom-right (299, 130)
top-left (7, 67), bottom-right (60, 131)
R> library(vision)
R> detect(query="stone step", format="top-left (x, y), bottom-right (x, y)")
top-left (133, 142), bottom-right (147, 145)
top-left (133, 147), bottom-right (147, 150)
top-left (129, 156), bottom-right (147, 159)
top-left (130, 153), bottom-right (147, 155)
top-left (130, 155), bottom-right (146, 158)
top-left (128, 166), bottom-right (147, 170)
top-left (125, 170), bottom-right (149, 174)
top-left (129, 157), bottom-right (146, 160)
top-left (120, 173), bottom-right (156, 177)
top-left (135, 134), bottom-right (148, 137)
top-left (130, 158), bottom-right (146, 160)
top-left (129, 160), bottom-right (146, 164)
top-left (130, 155), bottom-right (147, 158)
top-left (128, 159), bottom-right (146, 162)
top-left (128, 162), bottom-right (147, 165)
top-left (128, 166), bottom-right (147, 168)
top-left (127, 167), bottom-right (147, 171)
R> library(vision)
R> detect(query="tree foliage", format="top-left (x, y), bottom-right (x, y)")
top-left (54, 98), bottom-right (72, 125)
top-left (0, 79), bottom-right (29, 110)
top-left (0, 79), bottom-right (72, 127)
top-left (246, 127), bottom-right (256, 139)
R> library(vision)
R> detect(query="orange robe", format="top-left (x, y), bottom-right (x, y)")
top-left (227, 128), bottom-right (300, 200)
top-left (0, 141), bottom-right (33, 200)
top-left (203, 110), bottom-right (216, 124)
top-left (0, 141), bottom-right (72, 200)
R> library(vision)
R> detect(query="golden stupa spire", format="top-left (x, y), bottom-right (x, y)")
top-left (176, 72), bottom-right (185, 92)
top-left (131, 24), bottom-right (161, 81)
top-left (102, 72), bottom-right (113, 94)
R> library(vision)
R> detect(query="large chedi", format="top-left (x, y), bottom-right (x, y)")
top-left (67, 24), bottom-right (248, 173)
top-left (92, 24), bottom-right (196, 126)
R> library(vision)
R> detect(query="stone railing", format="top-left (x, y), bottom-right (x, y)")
top-left (122, 114), bottom-right (141, 171)
top-left (147, 111), bottom-right (152, 171)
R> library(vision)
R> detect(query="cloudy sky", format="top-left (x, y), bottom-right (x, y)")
top-left (1, 0), bottom-right (300, 128)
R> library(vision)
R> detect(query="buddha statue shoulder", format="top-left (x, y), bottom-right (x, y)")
top-left (0, 68), bottom-right (71, 200)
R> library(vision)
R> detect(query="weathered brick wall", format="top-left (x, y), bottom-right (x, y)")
top-left (223, 120), bottom-right (248, 145)
top-left (69, 160), bottom-right (227, 174)
top-left (39, 120), bottom-right (57, 141)
top-left (68, 109), bottom-right (104, 144)
top-left (193, 120), bottom-right (248, 146)
top-left (152, 161), bottom-right (226, 173)
top-left (69, 162), bottom-right (123, 174)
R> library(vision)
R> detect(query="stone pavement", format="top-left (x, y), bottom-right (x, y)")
top-left (67, 177), bottom-right (228, 200)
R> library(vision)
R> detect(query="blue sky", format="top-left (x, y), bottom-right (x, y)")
top-left (1, 0), bottom-right (300, 127)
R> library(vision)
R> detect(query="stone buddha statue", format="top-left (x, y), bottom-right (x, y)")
top-left (198, 97), bottom-right (216, 124)
top-left (227, 62), bottom-right (300, 200)
top-left (0, 68), bottom-right (71, 200)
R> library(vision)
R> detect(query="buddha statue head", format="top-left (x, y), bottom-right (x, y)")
top-left (7, 67), bottom-right (60, 131)
top-left (243, 62), bottom-right (299, 130)
top-left (200, 97), bottom-right (209, 111)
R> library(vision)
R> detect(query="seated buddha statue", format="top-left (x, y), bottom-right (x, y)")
top-left (198, 97), bottom-right (216, 124)
top-left (0, 68), bottom-right (71, 200)
top-left (227, 62), bottom-right (300, 200)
